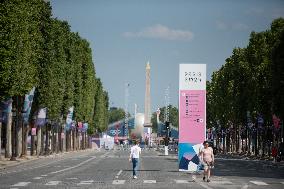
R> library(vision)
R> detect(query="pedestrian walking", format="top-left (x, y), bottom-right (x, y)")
top-left (200, 141), bottom-right (214, 182)
top-left (129, 140), bottom-right (141, 179)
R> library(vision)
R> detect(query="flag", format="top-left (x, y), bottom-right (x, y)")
top-left (35, 108), bottom-right (47, 127)
top-left (23, 87), bottom-right (35, 124)
top-left (78, 122), bottom-right (83, 132)
top-left (0, 98), bottom-right (12, 123)
top-left (83, 123), bottom-right (88, 132)
top-left (273, 114), bottom-right (280, 129)
top-left (65, 106), bottom-right (74, 131)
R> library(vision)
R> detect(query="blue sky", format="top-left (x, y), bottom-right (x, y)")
top-left (50, 0), bottom-right (284, 115)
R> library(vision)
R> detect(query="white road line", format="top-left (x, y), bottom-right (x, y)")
top-left (77, 180), bottom-right (94, 185)
top-left (112, 180), bottom-right (125, 185)
top-left (281, 182), bottom-right (284, 184)
top-left (49, 156), bottom-right (96, 174)
top-left (143, 180), bottom-right (156, 183)
top-left (33, 177), bottom-right (42, 180)
top-left (175, 180), bottom-right (190, 183)
top-left (116, 170), bottom-right (123, 176)
top-left (12, 182), bottom-right (31, 187)
top-left (211, 181), bottom-right (233, 184)
top-left (45, 181), bottom-right (61, 186)
top-left (41, 175), bottom-right (48, 177)
top-left (250, 181), bottom-right (268, 185)
top-left (241, 184), bottom-right (249, 189)
top-left (66, 178), bottom-right (78, 180)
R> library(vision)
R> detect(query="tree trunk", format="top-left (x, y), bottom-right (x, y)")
top-left (5, 112), bottom-right (12, 158)
top-left (31, 125), bottom-right (35, 156)
top-left (36, 126), bottom-right (41, 156)
top-left (21, 124), bottom-right (28, 157)
top-left (17, 119), bottom-right (22, 157)
top-left (0, 121), bottom-right (2, 159)
top-left (238, 125), bottom-right (242, 153)
top-left (45, 125), bottom-right (49, 155)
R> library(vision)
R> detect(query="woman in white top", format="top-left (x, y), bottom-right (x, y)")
top-left (201, 141), bottom-right (214, 182)
top-left (129, 140), bottom-right (141, 179)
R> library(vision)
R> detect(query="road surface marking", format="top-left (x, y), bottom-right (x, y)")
top-left (250, 181), bottom-right (268, 185)
top-left (241, 184), bottom-right (249, 189)
top-left (66, 178), bottom-right (78, 180)
top-left (211, 180), bottom-right (233, 184)
top-left (77, 180), bottom-right (94, 185)
top-left (281, 182), bottom-right (284, 184)
top-left (112, 180), bottom-right (125, 184)
top-left (12, 182), bottom-right (31, 187)
top-left (45, 181), bottom-right (61, 186)
top-left (116, 170), bottom-right (123, 176)
top-left (175, 180), bottom-right (190, 183)
top-left (49, 156), bottom-right (96, 174)
top-left (33, 177), bottom-right (42, 180)
top-left (41, 175), bottom-right (47, 177)
top-left (143, 180), bottom-right (156, 183)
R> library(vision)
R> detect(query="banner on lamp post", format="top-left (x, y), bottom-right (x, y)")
top-left (65, 106), bottom-right (74, 131)
top-left (23, 87), bottom-right (35, 124)
top-left (178, 64), bottom-right (206, 172)
top-left (0, 98), bottom-right (12, 123)
top-left (35, 108), bottom-right (47, 127)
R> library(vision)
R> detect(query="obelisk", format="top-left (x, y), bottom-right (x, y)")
top-left (144, 62), bottom-right (152, 146)
top-left (144, 62), bottom-right (152, 128)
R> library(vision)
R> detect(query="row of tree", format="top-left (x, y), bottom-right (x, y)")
top-left (207, 18), bottom-right (284, 156)
top-left (0, 0), bottom-right (109, 158)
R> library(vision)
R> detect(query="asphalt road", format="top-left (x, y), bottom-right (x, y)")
top-left (0, 148), bottom-right (284, 189)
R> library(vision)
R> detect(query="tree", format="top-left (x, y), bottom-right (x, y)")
top-left (108, 107), bottom-right (126, 124)
top-left (151, 105), bottom-right (178, 133)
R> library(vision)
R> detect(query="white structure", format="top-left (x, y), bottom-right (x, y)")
top-left (130, 113), bottom-right (145, 139)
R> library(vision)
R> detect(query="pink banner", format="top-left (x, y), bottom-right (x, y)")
top-left (179, 90), bottom-right (206, 143)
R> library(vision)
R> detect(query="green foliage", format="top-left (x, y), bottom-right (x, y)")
top-left (108, 107), bottom-right (126, 124)
top-left (0, 0), bottom-right (47, 100)
top-left (0, 0), bottom-right (109, 134)
top-left (207, 18), bottom-right (284, 129)
top-left (93, 79), bottom-right (109, 133)
top-left (151, 105), bottom-right (178, 132)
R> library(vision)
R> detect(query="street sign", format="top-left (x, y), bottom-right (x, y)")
top-left (179, 64), bottom-right (206, 172)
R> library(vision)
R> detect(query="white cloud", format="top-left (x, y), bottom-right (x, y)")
top-left (216, 20), bottom-right (249, 31)
top-left (123, 24), bottom-right (194, 41)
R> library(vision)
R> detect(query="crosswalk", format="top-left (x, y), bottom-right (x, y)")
top-left (10, 179), bottom-right (284, 187)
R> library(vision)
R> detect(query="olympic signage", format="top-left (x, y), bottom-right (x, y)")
top-left (178, 64), bottom-right (206, 172)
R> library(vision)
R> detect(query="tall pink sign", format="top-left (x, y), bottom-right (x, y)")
top-left (179, 64), bottom-right (206, 172)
